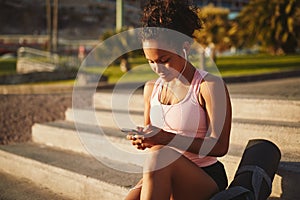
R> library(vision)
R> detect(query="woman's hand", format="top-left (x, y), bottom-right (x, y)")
top-left (126, 126), bottom-right (148, 150)
top-left (126, 125), bottom-right (172, 150)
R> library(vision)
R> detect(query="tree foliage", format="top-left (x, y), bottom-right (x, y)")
top-left (194, 4), bottom-right (231, 52)
top-left (235, 0), bottom-right (299, 54)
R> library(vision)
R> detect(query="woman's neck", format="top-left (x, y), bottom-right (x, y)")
top-left (178, 63), bottom-right (195, 85)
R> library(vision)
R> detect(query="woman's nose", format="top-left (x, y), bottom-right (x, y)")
top-left (150, 63), bottom-right (159, 72)
top-left (155, 63), bottom-right (165, 73)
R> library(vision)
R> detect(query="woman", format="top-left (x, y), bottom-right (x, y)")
top-left (125, 1), bottom-right (232, 199)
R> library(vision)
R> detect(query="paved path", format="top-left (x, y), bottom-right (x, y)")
top-left (227, 77), bottom-right (300, 100)
top-left (1, 75), bottom-right (299, 100)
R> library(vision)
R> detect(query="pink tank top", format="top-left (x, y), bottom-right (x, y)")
top-left (150, 69), bottom-right (217, 167)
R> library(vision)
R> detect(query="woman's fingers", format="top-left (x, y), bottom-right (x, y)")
top-left (136, 126), bottom-right (144, 132)
top-left (125, 126), bottom-right (162, 150)
top-left (132, 139), bottom-right (147, 150)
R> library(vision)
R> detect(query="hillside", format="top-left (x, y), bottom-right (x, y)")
top-left (0, 0), bottom-right (142, 40)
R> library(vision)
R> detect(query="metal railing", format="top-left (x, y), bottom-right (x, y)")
top-left (16, 47), bottom-right (80, 73)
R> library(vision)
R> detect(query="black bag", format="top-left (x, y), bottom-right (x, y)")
top-left (210, 186), bottom-right (254, 200)
top-left (211, 139), bottom-right (281, 200)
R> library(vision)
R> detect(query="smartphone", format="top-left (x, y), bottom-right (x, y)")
top-left (121, 128), bottom-right (142, 135)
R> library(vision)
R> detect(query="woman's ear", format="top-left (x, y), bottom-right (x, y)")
top-left (182, 41), bottom-right (191, 55)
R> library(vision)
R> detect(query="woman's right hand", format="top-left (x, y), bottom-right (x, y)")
top-left (127, 125), bottom-right (173, 150)
top-left (142, 125), bottom-right (172, 147)
top-left (126, 126), bottom-right (149, 150)
top-left (126, 125), bottom-right (161, 150)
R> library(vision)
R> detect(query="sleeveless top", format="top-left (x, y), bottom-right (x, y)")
top-left (150, 69), bottom-right (217, 167)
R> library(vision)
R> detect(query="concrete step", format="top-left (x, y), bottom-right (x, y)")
top-left (29, 91), bottom-right (300, 199)
top-left (93, 91), bottom-right (144, 113)
top-left (0, 142), bottom-right (298, 199)
top-left (31, 120), bottom-right (300, 199)
top-left (231, 97), bottom-right (300, 123)
top-left (32, 120), bottom-right (147, 167)
top-left (65, 108), bottom-right (144, 128)
top-left (33, 118), bottom-right (300, 160)
top-left (230, 119), bottom-right (300, 156)
top-left (32, 119), bottom-right (300, 159)
top-left (0, 143), bottom-right (141, 200)
top-left (93, 92), bottom-right (300, 123)
top-left (0, 170), bottom-right (72, 200)
top-left (63, 108), bottom-right (300, 155)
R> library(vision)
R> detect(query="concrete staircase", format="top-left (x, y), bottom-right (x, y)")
top-left (0, 89), bottom-right (299, 200)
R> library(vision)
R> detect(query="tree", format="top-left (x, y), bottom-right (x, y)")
top-left (100, 27), bottom-right (133, 72)
top-left (194, 4), bottom-right (231, 60)
top-left (236, 0), bottom-right (299, 54)
top-left (45, 0), bottom-right (58, 53)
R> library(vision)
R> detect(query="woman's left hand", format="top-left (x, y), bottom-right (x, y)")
top-left (127, 125), bottom-right (171, 150)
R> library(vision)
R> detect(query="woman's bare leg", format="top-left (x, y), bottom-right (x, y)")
top-left (141, 146), bottom-right (219, 200)
top-left (124, 179), bottom-right (143, 200)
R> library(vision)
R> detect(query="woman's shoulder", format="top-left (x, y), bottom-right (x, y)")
top-left (196, 70), bottom-right (224, 85)
top-left (197, 70), bottom-right (227, 97)
top-left (144, 79), bottom-right (158, 99)
top-left (145, 79), bottom-right (157, 87)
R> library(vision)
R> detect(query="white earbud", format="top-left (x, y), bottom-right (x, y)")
top-left (177, 48), bottom-right (188, 81)
top-left (183, 49), bottom-right (187, 59)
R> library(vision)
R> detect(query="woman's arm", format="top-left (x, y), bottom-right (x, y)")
top-left (191, 74), bottom-right (232, 156)
top-left (143, 80), bottom-right (155, 126)
top-left (127, 80), bottom-right (155, 150)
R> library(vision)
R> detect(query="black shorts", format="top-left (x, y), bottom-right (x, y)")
top-left (201, 161), bottom-right (228, 191)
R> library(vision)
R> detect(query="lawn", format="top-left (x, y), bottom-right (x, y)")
top-left (0, 58), bottom-right (17, 75)
top-left (215, 54), bottom-right (300, 76)
top-left (84, 54), bottom-right (300, 83)
top-left (1, 54), bottom-right (300, 84)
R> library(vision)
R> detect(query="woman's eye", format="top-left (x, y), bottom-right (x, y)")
top-left (160, 59), bottom-right (169, 64)
top-left (148, 60), bottom-right (154, 64)
top-left (147, 58), bottom-right (169, 64)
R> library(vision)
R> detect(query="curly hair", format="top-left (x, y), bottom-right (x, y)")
top-left (141, 0), bottom-right (202, 39)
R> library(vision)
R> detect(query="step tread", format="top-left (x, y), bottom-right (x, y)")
top-left (93, 92), bottom-right (300, 123)
top-left (95, 107), bottom-right (144, 116)
top-left (0, 142), bottom-right (298, 199)
top-left (66, 107), bottom-right (144, 128)
top-left (44, 120), bottom-right (124, 138)
top-left (0, 143), bottom-right (141, 188)
top-left (0, 170), bottom-right (72, 200)
top-left (40, 120), bottom-right (138, 143)
top-left (94, 91), bottom-right (300, 101)
top-left (34, 121), bottom-right (300, 173)
top-left (33, 120), bottom-right (148, 167)
top-left (69, 107), bottom-right (300, 128)
top-left (36, 120), bottom-right (300, 152)
top-left (233, 118), bottom-right (300, 128)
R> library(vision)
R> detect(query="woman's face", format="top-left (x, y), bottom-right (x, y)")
top-left (143, 39), bottom-right (185, 82)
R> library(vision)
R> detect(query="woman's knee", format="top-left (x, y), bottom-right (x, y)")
top-left (144, 145), bottom-right (181, 173)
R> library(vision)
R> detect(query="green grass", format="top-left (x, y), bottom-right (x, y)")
top-left (22, 79), bottom-right (75, 86)
top-left (83, 56), bottom-right (158, 83)
top-left (84, 54), bottom-right (300, 83)
top-left (1, 54), bottom-right (300, 84)
top-left (215, 54), bottom-right (300, 77)
top-left (0, 58), bottom-right (17, 75)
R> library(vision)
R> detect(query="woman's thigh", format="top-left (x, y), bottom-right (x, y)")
top-left (144, 146), bottom-right (219, 200)
top-left (169, 153), bottom-right (219, 200)
top-left (125, 147), bottom-right (219, 200)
